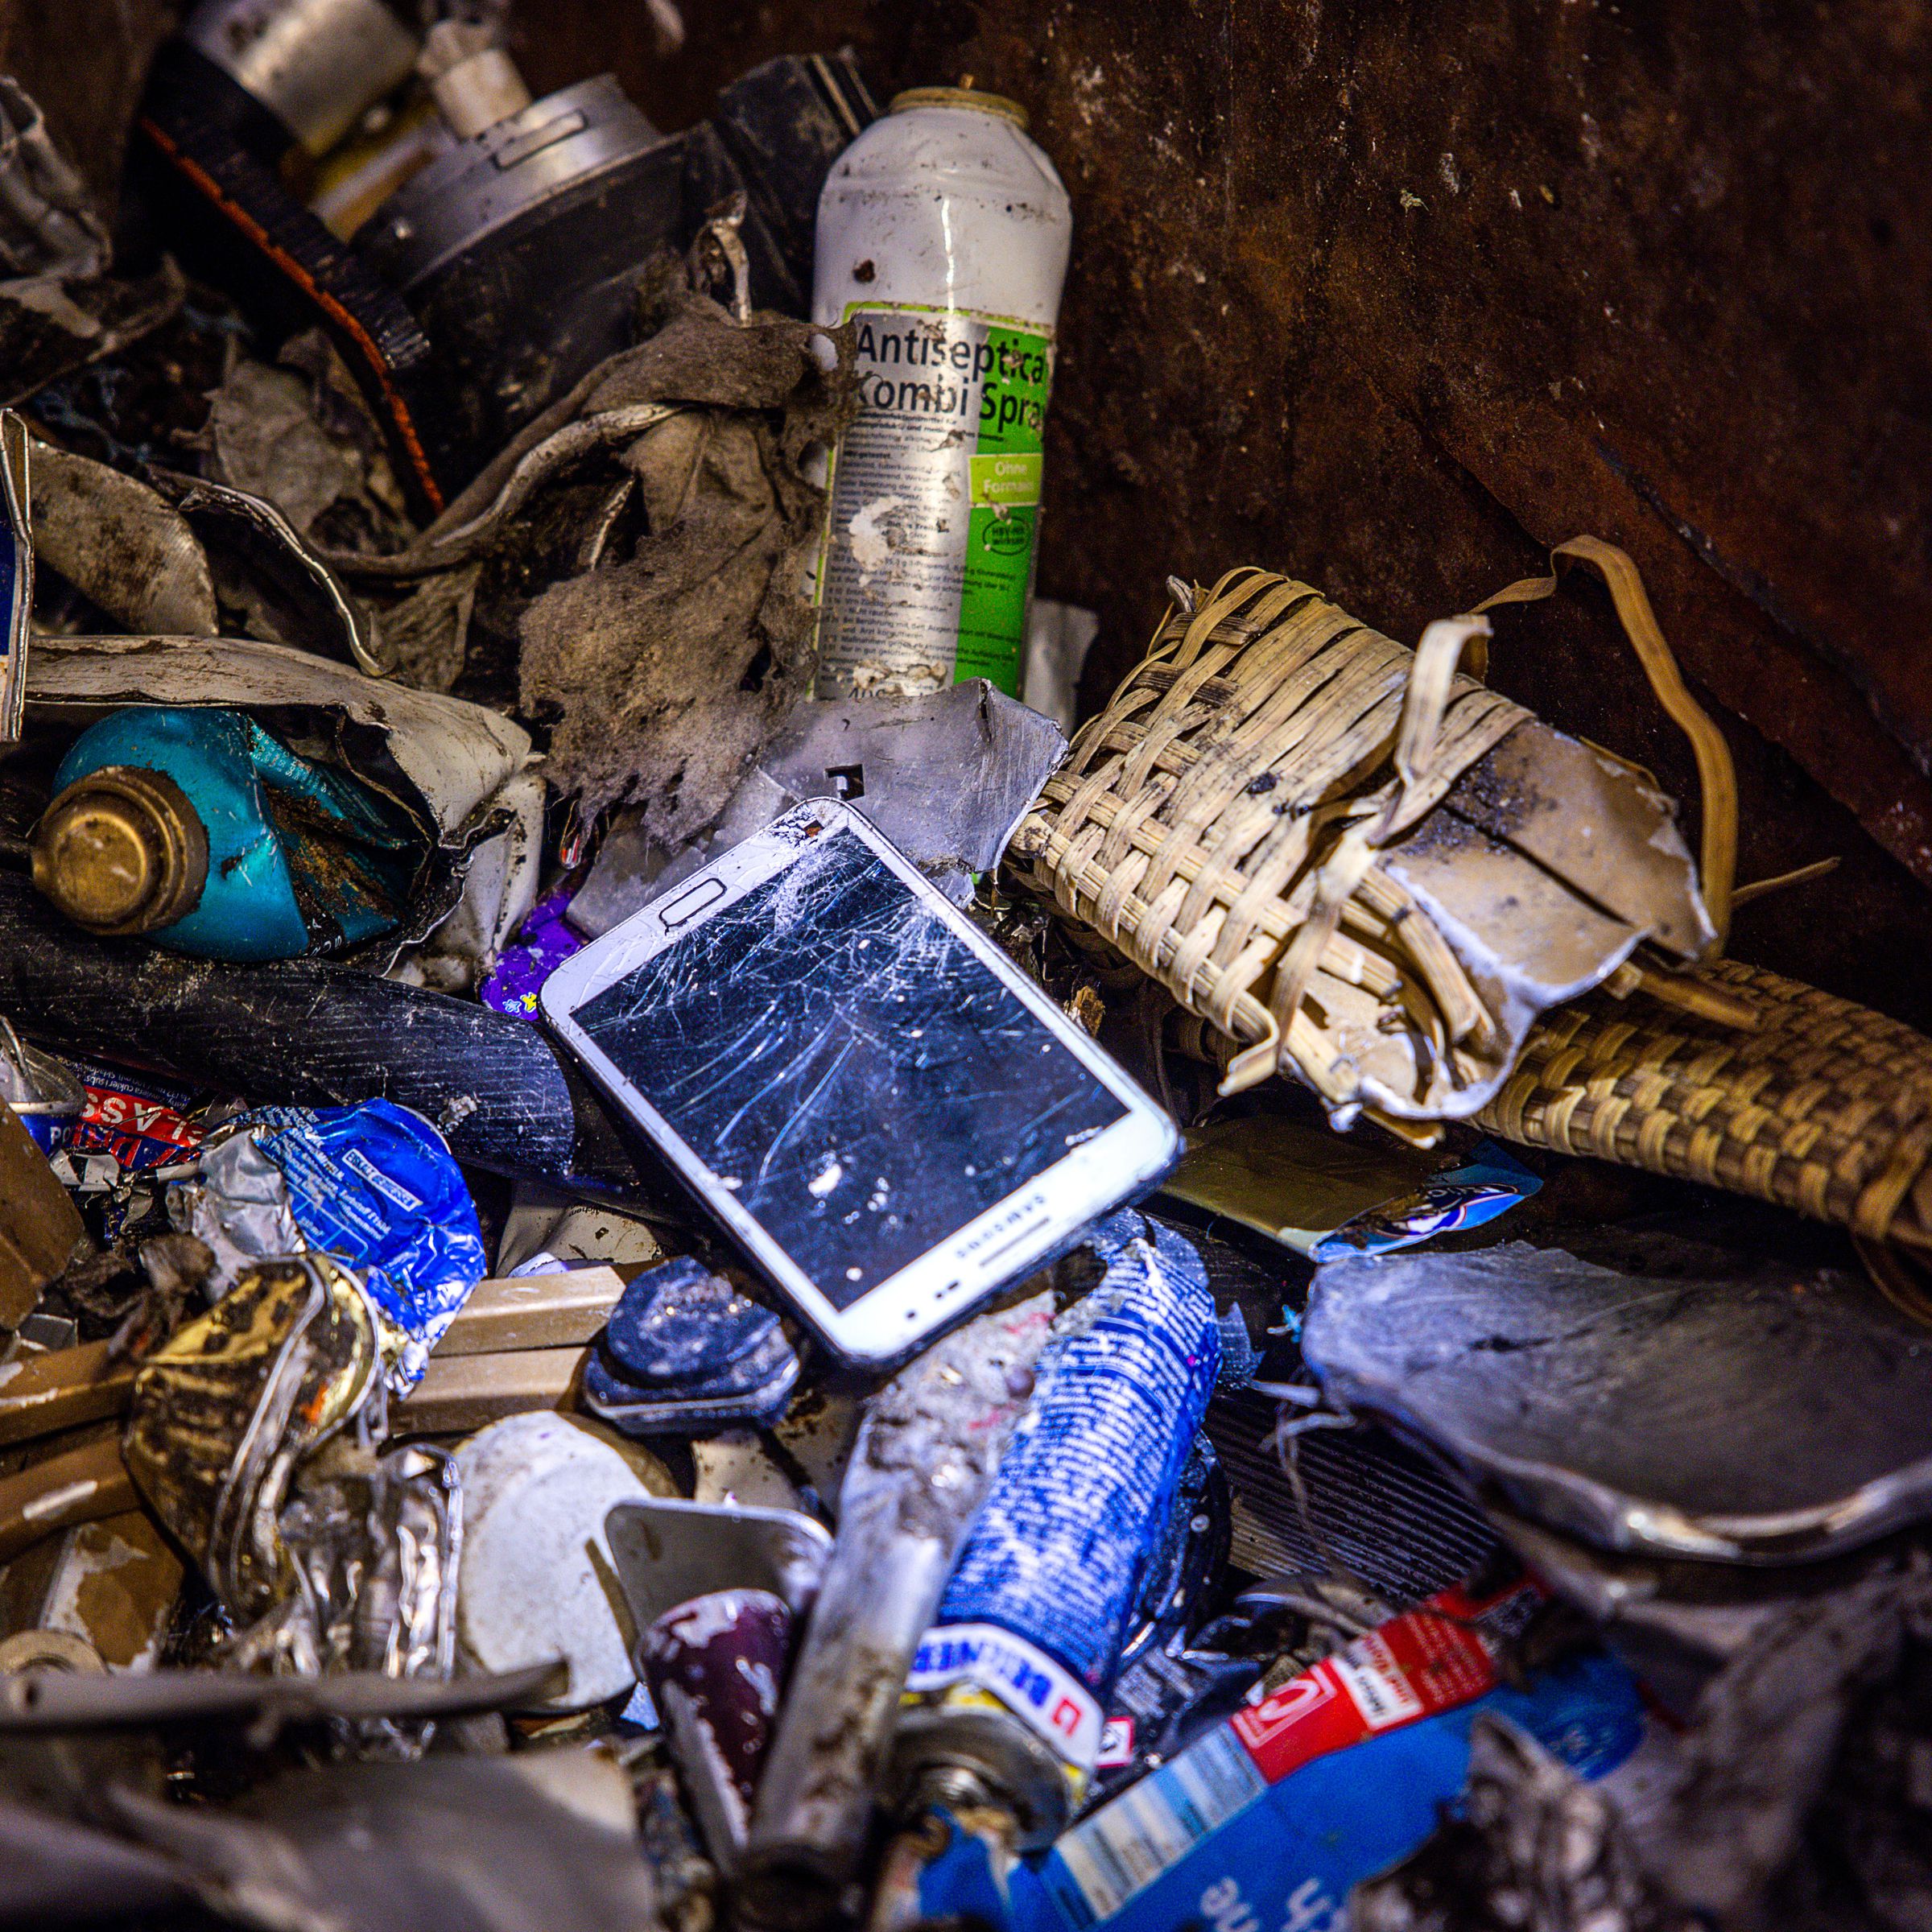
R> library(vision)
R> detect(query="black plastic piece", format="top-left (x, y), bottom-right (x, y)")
top-left (0, 871), bottom-right (638, 1193)
top-left (708, 52), bottom-right (877, 314)
top-left (135, 59), bottom-right (463, 514)
top-left (387, 134), bottom-right (688, 469)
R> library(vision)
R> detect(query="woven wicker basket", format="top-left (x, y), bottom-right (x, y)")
top-left (1013, 539), bottom-right (1739, 1141)
top-left (1166, 949), bottom-right (1932, 1290)
top-left (1024, 542), bottom-right (1932, 1274)
top-left (1478, 958), bottom-right (1932, 1253)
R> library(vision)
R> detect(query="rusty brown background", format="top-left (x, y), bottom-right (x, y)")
top-left (7, 0), bottom-right (1932, 1021)
top-left (510, 0), bottom-right (1932, 1024)
top-left (0, 0), bottom-right (176, 205)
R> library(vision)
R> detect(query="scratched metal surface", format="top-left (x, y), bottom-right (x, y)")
top-left (1306, 1240), bottom-right (1932, 1563)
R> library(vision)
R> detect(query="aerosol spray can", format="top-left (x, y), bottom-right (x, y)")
top-left (812, 88), bottom-right (1072, 701)
top-left (873, 1212), bottom-right (1222, 1928)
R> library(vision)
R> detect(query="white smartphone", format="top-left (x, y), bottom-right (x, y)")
top-left (541, 800), bottom-right (1179, 1362)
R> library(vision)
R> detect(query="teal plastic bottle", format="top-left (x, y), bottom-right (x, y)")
top-left (34, 706), bottom-right (419, 961)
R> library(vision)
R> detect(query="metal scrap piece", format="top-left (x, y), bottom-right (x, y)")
top-left (123, 1253), bottom-right (381, 1622)
top-left (1306, 1241), bottom-right (1932, 1562)
top-left (105, 1748), bottom-right (661, 1932)
top-left (741, 1293), bottom-right (1055, 1927)
top-left (27, 440), bottom-right (217, 637)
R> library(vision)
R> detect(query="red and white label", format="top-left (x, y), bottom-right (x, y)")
top-left (1229, 1579), bottom-right (1538, 1785)
top-left (70, 1082), bottom-right (201, 1171)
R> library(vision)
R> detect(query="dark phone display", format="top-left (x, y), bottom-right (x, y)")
top-left (572, 828), bottom-right (1129, 1308)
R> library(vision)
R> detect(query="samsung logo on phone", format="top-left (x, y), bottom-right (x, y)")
top-left (956, 1191), bottom-right (1048, 1258)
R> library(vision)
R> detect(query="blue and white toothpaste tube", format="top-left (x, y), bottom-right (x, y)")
top-left (891, 1213), bottom-right (1222, 1846)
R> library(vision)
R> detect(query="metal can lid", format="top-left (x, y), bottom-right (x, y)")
top-left (889, 86), bottom-right (1029, 129)
top-left (31, 766), bottom-right (208, 939)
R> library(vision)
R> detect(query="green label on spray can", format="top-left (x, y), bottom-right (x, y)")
top-left (815, 306), bottom-right (1053, 699)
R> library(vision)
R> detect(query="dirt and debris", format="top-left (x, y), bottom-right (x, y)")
top-left (513, 284), bottom-right (854, 840)
top-left (0, 9), bottom-right (1920, 1932)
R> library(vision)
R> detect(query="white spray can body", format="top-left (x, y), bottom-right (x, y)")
top-left (811, 89), bottom-right (1071, 700)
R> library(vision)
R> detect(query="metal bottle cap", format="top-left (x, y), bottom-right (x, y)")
top-left (888, 87), bottom-right (1029, 130)
top-left (31, 765), bottom-right (209, 938)
top-left (886, 1701), bottom-right (1077, 1848)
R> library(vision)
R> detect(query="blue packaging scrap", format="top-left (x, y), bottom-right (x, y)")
top-left (242, 1098), bottom-right (486, 1390)
top-left (1009, 1651), bottom-right (1645, 1932)
top-left (1310, 1139), bottom-right (1542, 1261)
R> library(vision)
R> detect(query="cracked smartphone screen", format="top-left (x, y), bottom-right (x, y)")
top-left (572, 828), bottom-right (1129, 1308)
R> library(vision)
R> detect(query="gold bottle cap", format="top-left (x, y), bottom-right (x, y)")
top-left (889, 86), bottom-right (1030, 130)
top-left (31, 765), bottom-right (209, 938)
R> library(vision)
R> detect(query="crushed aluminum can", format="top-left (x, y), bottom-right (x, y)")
top-left (60, 1054), bottom-right (203, 1172)
top-left (123, 1252), bottom-right (382, 1624)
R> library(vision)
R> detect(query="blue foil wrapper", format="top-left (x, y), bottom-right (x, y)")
top-left (241, 1098), bottom-right (486, 1390)
top-left (935, 1220), bottom-right (1222, 1700)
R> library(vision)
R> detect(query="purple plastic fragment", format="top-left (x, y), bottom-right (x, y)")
top-left (481, 886), bottom-right (585, 1020)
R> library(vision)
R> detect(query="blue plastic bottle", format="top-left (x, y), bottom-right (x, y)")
top-left (34, 706), bottom-right (418, 961)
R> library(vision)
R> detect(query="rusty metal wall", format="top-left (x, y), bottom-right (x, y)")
top-left (0, 0), bottom-right (176, 207)
top-left (513, 0), bottom-right (1932, 1023)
